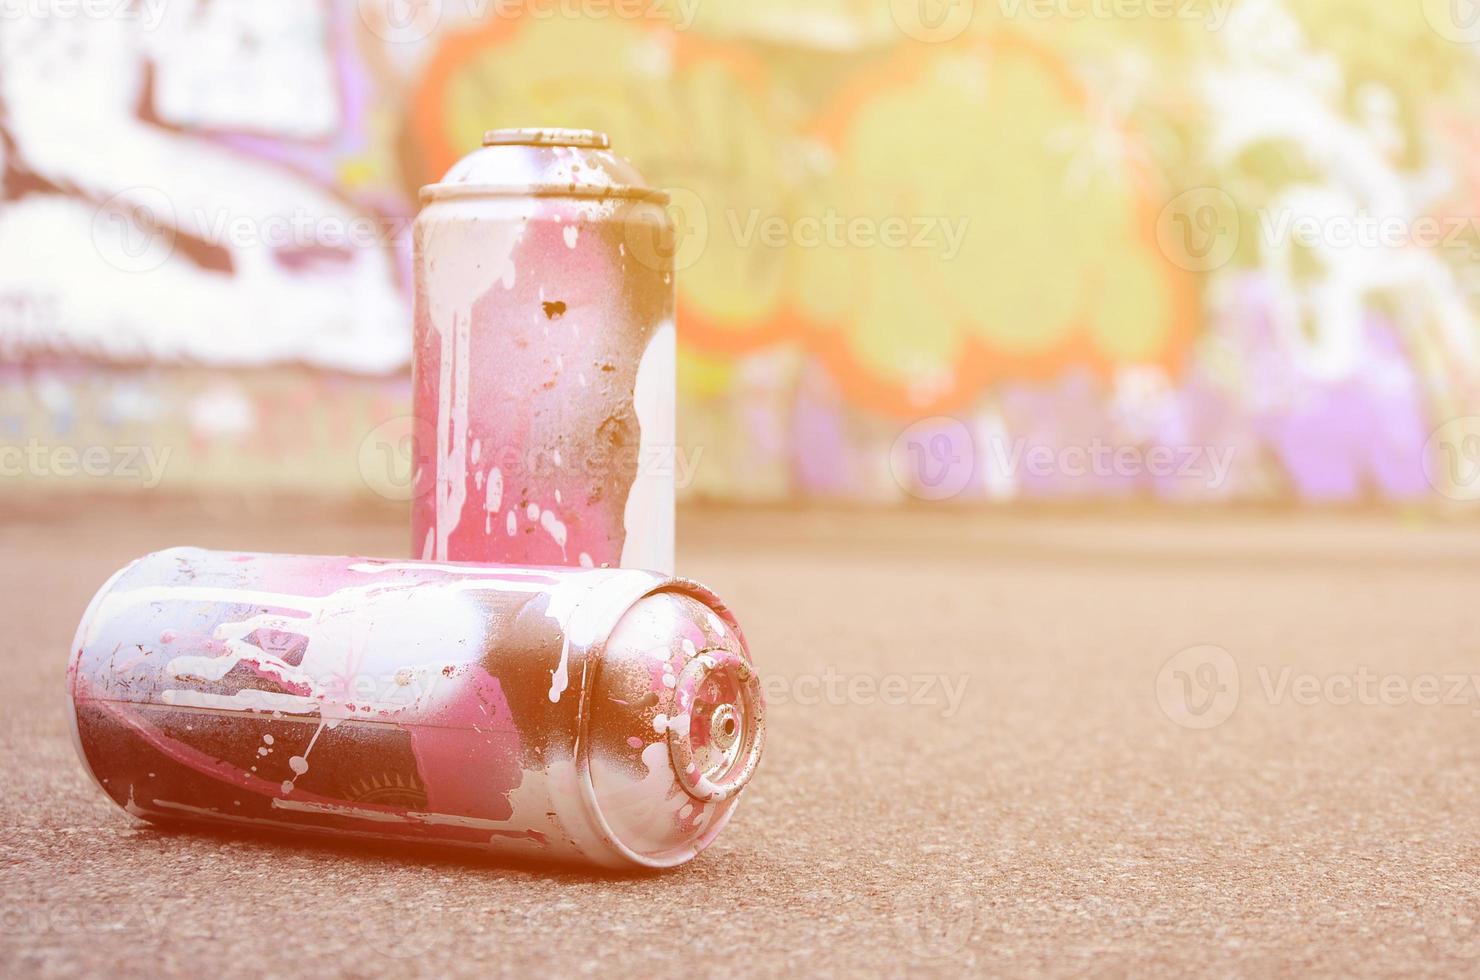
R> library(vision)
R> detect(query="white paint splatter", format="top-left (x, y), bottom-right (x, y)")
top-left (539, 509), bottom-right (568, 560)
top-left (485, 467), bottom-right (503, 514)
top-left (540, 570), bottom-right (627, 704)
top-left (653, 712), bottom-right (690, 737)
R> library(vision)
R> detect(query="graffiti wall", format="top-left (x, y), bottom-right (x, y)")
top-left (1, 0), bottom-right (1479, 505)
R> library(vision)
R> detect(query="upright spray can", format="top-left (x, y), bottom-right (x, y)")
top-left (67, 548), bottom-right (763, 869)
top-left (411, 128), bottom-right (676, 572)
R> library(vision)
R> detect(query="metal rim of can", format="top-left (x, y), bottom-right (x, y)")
top-left (65, 556), bottom-right (144, 804)
top-left (417, 183), bottom-right (671, 205)
top-left (419, 128), bottom-right (669, 205)
top-left (666, 648), bottom-right (765, 804)
top-left (482, 128), bottom-right (612, 149)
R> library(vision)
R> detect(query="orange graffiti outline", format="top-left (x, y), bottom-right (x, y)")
top-left (413, 20), bottom-right (1199, 418)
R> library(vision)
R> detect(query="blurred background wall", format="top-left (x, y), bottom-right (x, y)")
top-left (1, 0), bottom-right (1478, 507)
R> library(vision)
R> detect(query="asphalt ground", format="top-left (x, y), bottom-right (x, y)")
top-left (5, 503), bottom-right (1480, 977)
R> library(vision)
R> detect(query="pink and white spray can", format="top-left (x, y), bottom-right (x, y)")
top-left (67, 548), bottom-right (764, 869)
top-left (411, 129), bottom-right (676, 572)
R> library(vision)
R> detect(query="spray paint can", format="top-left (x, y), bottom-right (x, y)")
top-left (67, 548), bottom-right (763, 870)
top-left (411, 128), bottom-right (676, 572)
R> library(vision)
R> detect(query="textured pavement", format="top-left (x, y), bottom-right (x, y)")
top-left (5, 504), bottom-right (1480, 977)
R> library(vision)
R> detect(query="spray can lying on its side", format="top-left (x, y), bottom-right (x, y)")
top-left (67, 548), bottom-right (763, 870)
